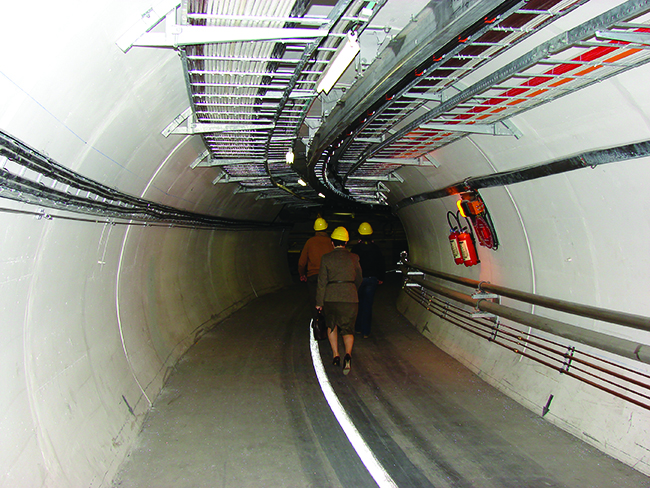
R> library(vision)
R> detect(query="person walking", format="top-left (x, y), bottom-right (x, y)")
top-left (315, 226), bottom-right (362, 375)
top-left (351, 222), bottom-right (385, 338)
top-left (298, 217), bottom-right (334, 322)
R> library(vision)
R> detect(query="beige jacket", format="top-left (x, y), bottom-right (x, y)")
top-left (316, 248), bottom-right (363, 306)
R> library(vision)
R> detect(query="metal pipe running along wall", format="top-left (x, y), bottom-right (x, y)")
top-left (405, 263), bottom-right (650, 333)
top-left (403, 283), bottom-right (650, 412)
top-left (393, 139), bottom-right (650, 212)
top-left (402, 272), bottom-right (650, 365)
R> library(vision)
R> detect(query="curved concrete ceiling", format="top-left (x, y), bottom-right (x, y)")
top-left (2, 0), bottom-right (650, 485)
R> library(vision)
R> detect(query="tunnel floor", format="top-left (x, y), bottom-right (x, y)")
top-left (111, 278), bottom-right (650, 488)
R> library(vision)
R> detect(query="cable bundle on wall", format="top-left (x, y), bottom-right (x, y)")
top-left (0, 129), bottom-right (286, 230)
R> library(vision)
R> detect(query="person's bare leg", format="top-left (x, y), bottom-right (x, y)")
top-left (342, 334), bottom-right (354, 374)
top-left (343, 334), bottom-right (354, 356)
top-left (328, 327), bottom-right (339, 359)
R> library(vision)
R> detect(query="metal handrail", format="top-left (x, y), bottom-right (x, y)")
top-left (402, 282), bottom-right (650, 411)
top-left (406, 276), bottom-right (650, 365)
top-left (404, 261), bottom-right (650, 333)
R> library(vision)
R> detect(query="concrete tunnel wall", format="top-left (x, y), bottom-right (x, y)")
top-left (1, 198), bottom-right (291, 487)
top-left (390, 61), bottom-right (650, 474)
top-left (1, 0), bottom-right (650, 486)
top-left (0, 2), bottom-right (294, 484)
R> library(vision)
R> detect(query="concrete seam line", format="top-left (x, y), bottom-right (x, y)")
top-left (309, 331), bottom-right (398, 488)
top-left (116, 224), bottom-right (152, 407)
top-left (139, 135), bottom-right (192, 202)
top-left (468, 137), bottom-right (536, 359)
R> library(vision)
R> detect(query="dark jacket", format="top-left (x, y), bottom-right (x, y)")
top-left (316, 248), bottom-right (363, 306)
top-left (351, 240), bottom-right (385, 280)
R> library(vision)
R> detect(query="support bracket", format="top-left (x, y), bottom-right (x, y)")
top-left (348, 172), bottom-right (404, 183)
top-left (212, 173), bottom-right (270, 185)
top-left (595, 30), bottom-right (650, 45)
top-left (116, 0), bottom-right (181, 52)
top-left (196, 158), bottom-right (267, 168)
top-left (190, 150), bottom-right (210, 169)
top-left (135, 15), bottom-right (327, 48)
top-left (420, 120), bottom-right (521, 137)
top-left (170, 121), bottom-right (275, 136)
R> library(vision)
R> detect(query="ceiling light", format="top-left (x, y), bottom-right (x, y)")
top-left (318, 192), bottom-right (326, 198)
top-left (316, 32), bottom-right (360, 95)
top-left (285, 148), bottom-right (294, 164)
top-left (297, 178), bottom-right (307, 187)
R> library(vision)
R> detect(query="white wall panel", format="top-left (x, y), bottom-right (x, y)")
top-left (2, 0), bottom-right (650, 483)
top-left (0, 205), bottom-right (47, 487)
top-left (395, 52), bottom-right (650, 476)
top-left (0, 196), bottom-right (290, 487)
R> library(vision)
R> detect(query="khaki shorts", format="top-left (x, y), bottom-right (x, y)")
top-left (324, 301), bottom-right (358, 336)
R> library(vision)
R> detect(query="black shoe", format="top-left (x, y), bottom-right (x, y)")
top-left (332, 356), bottom-right (340, 366)
top-left (343, 354), bottom-right (351, 375)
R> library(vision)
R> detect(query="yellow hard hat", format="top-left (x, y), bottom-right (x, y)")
top-left (331, 226), bottom-right (349, 242)
top-left (358, 222), bottom-right (373, 235)
top-left (314, 217), bottom-right (328, 231)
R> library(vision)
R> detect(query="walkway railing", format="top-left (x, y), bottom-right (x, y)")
top-left (398, 256), bottom-right (650, 412)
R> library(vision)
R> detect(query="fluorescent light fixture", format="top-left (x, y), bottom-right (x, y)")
top-left (317, 32), bottom-right (360, 95)
top-left (285, 148), bottom-right (294, 164)
top-left (297, 178), bottom-right (307, 187)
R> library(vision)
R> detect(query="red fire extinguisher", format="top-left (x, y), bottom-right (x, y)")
top-left (448, 229), bottom-right (464, 265)
top-left (458, 228), bottom-right (479, 267)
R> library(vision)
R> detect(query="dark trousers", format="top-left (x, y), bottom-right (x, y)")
top-left (355, 277), bottom-right (379, 336)
top-left (307, 275), bottom-right (319, 321)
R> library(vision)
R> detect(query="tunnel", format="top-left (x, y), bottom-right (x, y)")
top-left (2, 0), bottom-right (650, 486)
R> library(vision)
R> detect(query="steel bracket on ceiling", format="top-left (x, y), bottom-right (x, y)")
top-left (377, 182), bottom-right (390, 193)
top-left (135, 11), bottom-right (328, 48)
top-left (348, 172), bottom-right (404, 183)
top-left (119, 3), bottom-right (328, 51)
top-left (255, 192), bottom-right (291, 201)
top-left (420, 120), bottom-right (522, 138)
top-left (286, 201), bottom-right (322, 208)
top-left (195, 158), bottom-right (267, 168)
top-left (420, 153), bottom-right (440, 168)
top-left (355, 136), bottom-right (384, 143)
top-left (212, 173), bottom-right (269, 185)
top-left (162, 107), bottom-right (193, 137)
top-left (595, 29), bottom-right (650, 44)
top-left (172, 121), bottom-right (275, 136)
top-left (162, 107), bottom-right (273, 138)
top-left (190, 150), bottom-right (210, 169)
top-left (116, 0), bottom-right (180, 52)
top-left (365, 158), bottom-right (427, 166)
top-left (212, 172), bottom-right (231, 185)
top-left (402, 93), bottom-right (444, 102)
top-left (233, 186), bottom-right (272, 194)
